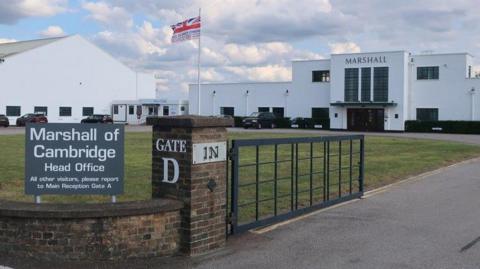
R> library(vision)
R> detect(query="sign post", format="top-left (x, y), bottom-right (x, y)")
top-left (25, 123), bottom-right (124, 201)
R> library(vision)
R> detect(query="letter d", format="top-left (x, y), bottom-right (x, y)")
top-left (162, 158), bottom-right (179, 183)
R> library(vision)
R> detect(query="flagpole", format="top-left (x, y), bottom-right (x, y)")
top-left (197, 8), bottom-right (202, 115)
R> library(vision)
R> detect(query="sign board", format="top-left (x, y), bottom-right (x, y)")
top-left (192, 142), bottom-right (227, 164)
top-left (25, 123), bottom-right (124, 195)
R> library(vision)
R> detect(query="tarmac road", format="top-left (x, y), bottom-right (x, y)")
top-left (2, 158), bottom-right (480, 268)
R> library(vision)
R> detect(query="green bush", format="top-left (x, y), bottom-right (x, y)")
top-left (405, 120), bottom-right (480, 134)
top-left (273, 117), bottom-right (291, 128)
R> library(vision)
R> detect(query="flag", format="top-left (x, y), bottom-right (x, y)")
top-left (171, 16), bottom-right (201, 43)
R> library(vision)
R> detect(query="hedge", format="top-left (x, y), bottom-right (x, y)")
top-left (405, 120), bottom-right (480, 134)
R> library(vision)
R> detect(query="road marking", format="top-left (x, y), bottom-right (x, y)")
top-left (460, 236), bottom-right (480, 253)
top-left (251, 156), bottom-right (480, 235)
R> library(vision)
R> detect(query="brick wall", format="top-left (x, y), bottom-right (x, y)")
top-left (151, 116), bottom-right (232, 256)
top-left (0, 199), bottom-right (182, 261)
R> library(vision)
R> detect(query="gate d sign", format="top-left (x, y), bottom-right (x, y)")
top-left (155, 139), bottom-right (187, 184)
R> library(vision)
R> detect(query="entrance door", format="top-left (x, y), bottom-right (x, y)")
top-left (347, 108), bottom-right (384, 131)
top-left (112, 104), bottom-right (127, 122)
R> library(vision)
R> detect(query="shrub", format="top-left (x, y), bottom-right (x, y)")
top-left (405, 120), bottom-right (480, 134)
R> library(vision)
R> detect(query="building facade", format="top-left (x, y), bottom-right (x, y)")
top-left (0, 35), bottom-right (155, 125)
top-left (189, 51), bottom-right (480, 131)
top-left (111, 99), bottom-right (189, 125)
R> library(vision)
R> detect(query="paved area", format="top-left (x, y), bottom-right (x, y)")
top-left (2, 158), bottom-right (480, 268)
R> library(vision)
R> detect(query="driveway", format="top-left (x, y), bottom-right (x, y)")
top-left (192, 157), bottom-right (480, 269)
top-left (3, 158), bottom-right (480, 269)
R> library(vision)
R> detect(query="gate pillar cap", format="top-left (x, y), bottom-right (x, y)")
top-left (147, 115), bottom-right (233, 128)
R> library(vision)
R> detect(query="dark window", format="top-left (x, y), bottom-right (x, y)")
top-left (344, 68), bottom-right (359, 102)
top-left (417, 108), bottom-right (438, 121)
top-left (163, 106), bottom-right (169, 116)
top-left (136, 105), bottom-right (142, 115)
top-left (220, 107), bottom-right (234, 116)
top-left (469, 66), bottom-right (472, 78)
top-left (272, 107), bottom-right (284, 118)
top-left (373, 67), bottom-right (389, 102)
top-left (113, 105), bottom-right (119, 114)
top-left (6, 106), bottom-right (20, 117)
top-left (34, 106), bottom-right (48, 116)
top-left (334, 113), bottom-right (338, 118)
top-left (417, 66), bottom-right (439, 80)
top-left (312, 70), bottom-right (330, 82)
top-left (180, 106), bottom-right (185, 112)
top-left (82, 107), bottom-right (94, 116)
top-left (395, 114), bottom-right (399, 119)
top-left (312, 108), bottom-right (329, 119)
top-left (128, 105), bottom-right (134, 115)
top-left (59, 107), bottom-right (72, 117)
top-left (361, 67), bottom-right (371, 101)
top-left (258, 107), bottom-right (269, 112)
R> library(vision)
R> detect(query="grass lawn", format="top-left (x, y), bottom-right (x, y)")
top-left (0, 132), bottom-right (479, 206)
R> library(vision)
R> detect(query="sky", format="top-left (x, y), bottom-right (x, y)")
top-left (0, 0), bottom-right (479, 99)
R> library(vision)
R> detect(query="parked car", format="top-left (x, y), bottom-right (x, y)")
top-left (242, 112), bottom-right (276, 129)
top-left (16, 113), bottom-right (48, 126)
top-left (290, 117), bottom-right (310, 129)
top-left (0, 115), bottom-right (9, 127)
top-left (81, 114), bottom-right (113, 124)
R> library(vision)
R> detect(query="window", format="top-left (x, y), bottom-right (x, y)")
top-left (136, 105), bottom-right (142, 115)
top-left (82, 107), bottom-right (94, 116)
top-left (113, 105), bottom-right (119, 115)
top-left (361, 68), bottom-right (371, 101)
top-left (163, 106), bottom-right (169, 116)
top-left (128, 105), bottom-right (134, 115)
top-left (220, 107), bottom-right (234, 116)
top-left (373, 67), bottom-right (389, 102)
top-left (6, 106), bottom-right (20, 117)
top-left (469, 66), bottom-right (472, 78)
top-left (416, 108), bottom-right (438, 121)
top-left (59, 107), bottom-right (72, 117)
top-left (258, 107), bottom-right (269, 112)
top-left (312, 108), bottom-right (329, 119)
top-left (417, 66), bottom-right (439, 80)
top-left (34, 106), bottom-right (48, 116)
top-left (272, 107), bottom-right (284, 118)
top-left (312, 70), bottom-right (330, 82)
top-left (180, 106), bottom-right (185, 112)
top-left (344, 68), bottom-right (359, 102)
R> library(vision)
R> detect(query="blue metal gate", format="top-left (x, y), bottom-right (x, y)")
top-left (227, 135), bottom-right (364, 234)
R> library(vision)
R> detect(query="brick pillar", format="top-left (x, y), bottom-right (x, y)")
top-left (149, 116), bottom-right (233, 256)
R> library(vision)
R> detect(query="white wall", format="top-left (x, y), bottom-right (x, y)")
top-left (411, 53), bottom-right (480, 121)
top-left (0, 35), bottom-right (155, 124)
top-left (189, 82), bottom-right (292, 117)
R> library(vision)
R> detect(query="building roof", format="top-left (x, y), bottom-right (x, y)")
top-left (0, 36), bottom-right (67, 58)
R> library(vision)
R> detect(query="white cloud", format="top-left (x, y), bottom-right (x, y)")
top-left (0, 0), bottom-right (68, 24)
top-left (39, 25), bottom-right (65, 37)
top-left (82, 1), bottom-right (133, 30)
top-left (0, 38), bottom-right (17, 44)
top-left (329, 42), bottom-right (361, 54)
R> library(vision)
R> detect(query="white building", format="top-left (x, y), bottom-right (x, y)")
top-left (0, 35), bottom-right (155, 124)
top-left (111, 99), bottom-right (189, 125)
top-left (189, 51), bottom-right (480, 131)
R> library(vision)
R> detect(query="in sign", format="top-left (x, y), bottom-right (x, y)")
top-left (192, 142), bottom-right (227, 164)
